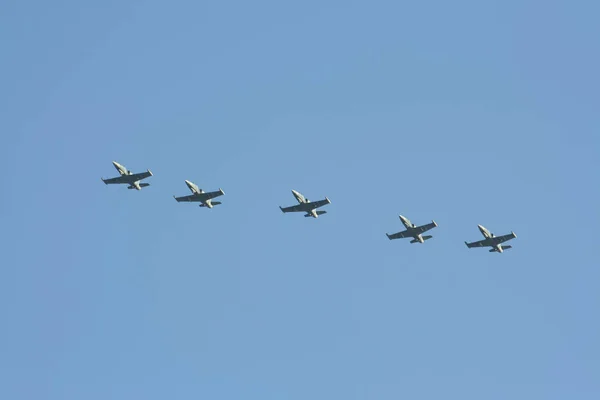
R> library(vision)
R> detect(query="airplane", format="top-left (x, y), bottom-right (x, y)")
top-left (101, 161), bottom-right (153, 190)
top-left (386, 215), bottom-right (438, 243)
top-left (173, 180), bottom-right (225, 208)
top-left (465, 224), bottom-right (517, 253)
top-left (279, 189), bottom-right (331, 218)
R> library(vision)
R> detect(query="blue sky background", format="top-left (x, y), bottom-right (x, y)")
top-left (1, 1), bottom-right (599, 398)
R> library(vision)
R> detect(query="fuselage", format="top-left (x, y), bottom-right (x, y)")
top-left (400, 215), bottom-right (423, 242)
top-left (113, 161), bottom-right (141, 188)
top-left (478, 224), bottom-right (492, 238)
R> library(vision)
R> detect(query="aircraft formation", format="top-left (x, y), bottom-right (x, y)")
top-left (102, 161), bottom-right (518, 253)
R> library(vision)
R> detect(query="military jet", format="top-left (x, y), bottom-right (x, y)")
top-left (173, 180), bottom-right (225, 208)
top-left (101, 161), bottom-right (153, 190)
top-left (465, 224), bottom-right (517, 253)
top-left (386, 215), bottom-right (438, 243)
top-left (279, 189), bottom-right (331, 218)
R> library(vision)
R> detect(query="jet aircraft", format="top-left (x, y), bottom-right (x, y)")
top-left (279, 189), bottom-right (331, 218)
top-left (386, 215), bottom-right (438, 243)
top-left (173, 180), bottom-right (225, 208)
top-left (465, 224), bottom-right (517, 253)
top-left (101, 161), bottom-right (153, 190)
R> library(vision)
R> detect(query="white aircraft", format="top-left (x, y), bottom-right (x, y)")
top-left (101, 161), bottom-right (153, 190)
top-left (173, 180), bottom-right (225, 208)
top-left (465, 224), bottom-right (517, 253)
top-left (279, 189), bottom-right (331, 218)
top-left (386, 215), bottom-right (438, 243)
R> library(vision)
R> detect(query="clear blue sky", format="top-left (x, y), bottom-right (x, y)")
top-left (1, 1), bottom-right (598, 398)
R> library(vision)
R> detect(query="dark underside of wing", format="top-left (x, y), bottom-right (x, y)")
top-left (414, 222), bottom-right (436, 234)
top-left (130, 171), bottom-right (152, 181)
top-left (387, 230), bottom-right (410, 240)
top-left (281, 204), bottom-right (305, 213)
top-left (466, 239), bottom-right (489, 248)
top-left (174, 194), bottom-right (201, 202)
top-left (204, 190), bottom-right (224, 200)
top-left (310, 199), bottom-right (330, 209)
top-left (494, 233), bottom-right (516, 244)
top-left (102, 176), bottom-right (128, 184)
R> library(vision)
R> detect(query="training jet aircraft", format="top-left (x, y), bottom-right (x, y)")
top-left (465, 224), bottom-right (517, 253)
top-left (386, 215), bottom-right (438, 243)
top-left (173, 180), bottom-right (225, 208)
top-left (101, 161), bottom-right (153, 190)
top-left (279, 189), bottom-right (331, 218)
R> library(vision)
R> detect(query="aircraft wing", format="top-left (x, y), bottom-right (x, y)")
top-left (174, 194), bottom-right (200, 202)
top-left (102, 176), bottom-right (127, 184)
top-left (494, 232), bottom-right (517, 244)
top-left (386, 230), bottom-right (410, 240)
top-left (129, 171), bottom-right (152, 181)
top-left (280, 204), bottom-right (304, 213)
top-left (465, 239), bottom-right (489, 248)
top-left (310, 198), bottom-right (331, 209)
top-left (204, 189), bottom-right (224, 200)
top-left (414, 221), bottom-right (437, 234)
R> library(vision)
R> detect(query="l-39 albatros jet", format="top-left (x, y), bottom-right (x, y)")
top-left (386, 215), bottom-right (438, 243)
top-left (101, 161), bottom-right (153, 190)
top-left (173, 180), bottom-right (225, 208)
top-left (465, 224), bottom-right (517, 253)
top-left (279, 189), bottom-right (331, 218)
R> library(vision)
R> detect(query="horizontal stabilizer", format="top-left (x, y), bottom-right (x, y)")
top-left (501, 245), bottom-right (512, 250)
top-left (422, 235), bottom-right (432, 241)
top-left (127, 186), bottom-right (136, 189)
top-left (139, 183), bottom-right (150, 187)
top-left (304, 210), bottom-right (327, 218)
top-left (410, 238), bottom-right (419, 243)
top-left (200, 201), bottom-right (222, 207)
